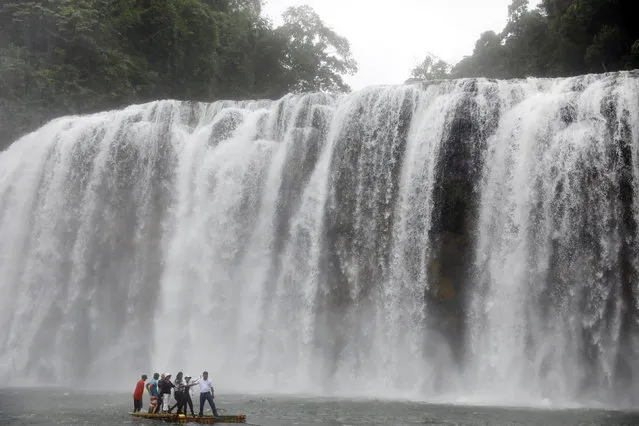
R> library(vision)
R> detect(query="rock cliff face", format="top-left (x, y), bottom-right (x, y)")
top-left (0, 72), bottom-right (638, 406)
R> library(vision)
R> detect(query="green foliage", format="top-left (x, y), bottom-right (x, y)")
top-left (451, 31), bottom-right (509, 79)
top-left (276, 6), bottom-right (357, 93)
top-left (0, 0), bottom-right (357, 147)
top-left (413, 0), bottom-right (639, 80)
top-left (410, 53), bottom-right (451, 80)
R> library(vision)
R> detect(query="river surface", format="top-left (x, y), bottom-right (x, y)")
top-left (1, 388), bottom-right (639, 425)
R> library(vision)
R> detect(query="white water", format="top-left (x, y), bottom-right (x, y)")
top-left (1, 72), bottom-right (638, 407)
top-left (467, 74), bottom-right (639, 407)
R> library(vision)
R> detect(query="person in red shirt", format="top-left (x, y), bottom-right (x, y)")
top-left (133, 374), bottom-right (148, 412)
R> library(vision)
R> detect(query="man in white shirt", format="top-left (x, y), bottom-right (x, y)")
top-left (197, 371), bottom-right (219, 417)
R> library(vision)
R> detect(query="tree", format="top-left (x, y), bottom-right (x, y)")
top-left (0, 1), bottom-right (359, 147)
top-left (452, 31), bottom-right (508, 78)
top-left (504, 0), bottom-right (530, 39)
top-left (410, 53), bottom-right (451, 80)
top-left (501, 1), bottom-right (551, 77)
top-left (447, 0), bottom-right (639, 80)
top-left (276, 5), bottom-right (357, 93)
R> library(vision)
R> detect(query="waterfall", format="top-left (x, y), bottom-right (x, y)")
top-left (0, 71), bottom-right (638, 407)
top-left (467, 73), bottom-right (639, 406)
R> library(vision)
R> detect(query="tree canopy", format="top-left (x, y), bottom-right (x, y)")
top-left (411, 0), bottom-right (639, 81)
top-left (410, 53), bottom-right (451, 81)
top-left (0, 0), bottom-right (357, 146)
top-left (277, 5), bottom-right (357, 93)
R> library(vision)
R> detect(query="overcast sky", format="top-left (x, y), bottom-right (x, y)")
top-left (262, 0), bottom-right (541, 90)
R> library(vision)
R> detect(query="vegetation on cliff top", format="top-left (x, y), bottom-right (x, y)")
top-left (411, 0), bottom-right (639, 81)
top-left (0, 0), bottom-right (356, 146)
top-left (2, 0), bottom-right (638, 146)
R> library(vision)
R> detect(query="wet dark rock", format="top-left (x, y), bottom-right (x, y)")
top-left (426, 91), bottom-right (496, 362)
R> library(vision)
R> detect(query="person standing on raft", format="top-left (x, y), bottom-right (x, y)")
top-left (133, 374), bottom-right (147, 412)
top-left (169, 372), bottom-right (197, 416)
top-left (146, 372), bottom-right (160, 414)
top-left (169, 372), bottom-right (185, 414)
top-left (182, 374), bottom-right (197, 416)
top-left (197, 371), bottom-right (219, 417)
top-left (159, 373), bottom-right (175, 413)
top-left (154, 373), bottom-right (166, 413)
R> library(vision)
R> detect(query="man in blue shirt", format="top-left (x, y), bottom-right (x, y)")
top-left (145, 372), bottom-right (160, 414)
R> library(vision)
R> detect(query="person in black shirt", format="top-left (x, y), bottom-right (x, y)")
top-left (159, 374), bottom-right (175, 413)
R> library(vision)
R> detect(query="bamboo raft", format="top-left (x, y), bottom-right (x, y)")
top-left (130, 412), bottom-right (246, 424)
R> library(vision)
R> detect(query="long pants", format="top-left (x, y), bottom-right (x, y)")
top-left (199, 391), bottom-right (218, 416)
top-left (162, 393), bottom-right (170, 412)
top-left (175, 392), bottom-right (194, 415)
top-left (133, 398), bottom-right (142, 412)
top-left (170, 391), bottom-right (183, 414)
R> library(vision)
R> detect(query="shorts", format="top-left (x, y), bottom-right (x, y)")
top-left (150, 396), bottom-right (158, 407)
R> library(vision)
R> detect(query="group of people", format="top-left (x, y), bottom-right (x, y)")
top-left (132, 370), bottom-right (219, 417)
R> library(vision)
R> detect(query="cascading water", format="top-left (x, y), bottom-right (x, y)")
top-left (467, 73), bottom-right (639, 406)
top-left (0, 71), bottom-right (638, 408)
